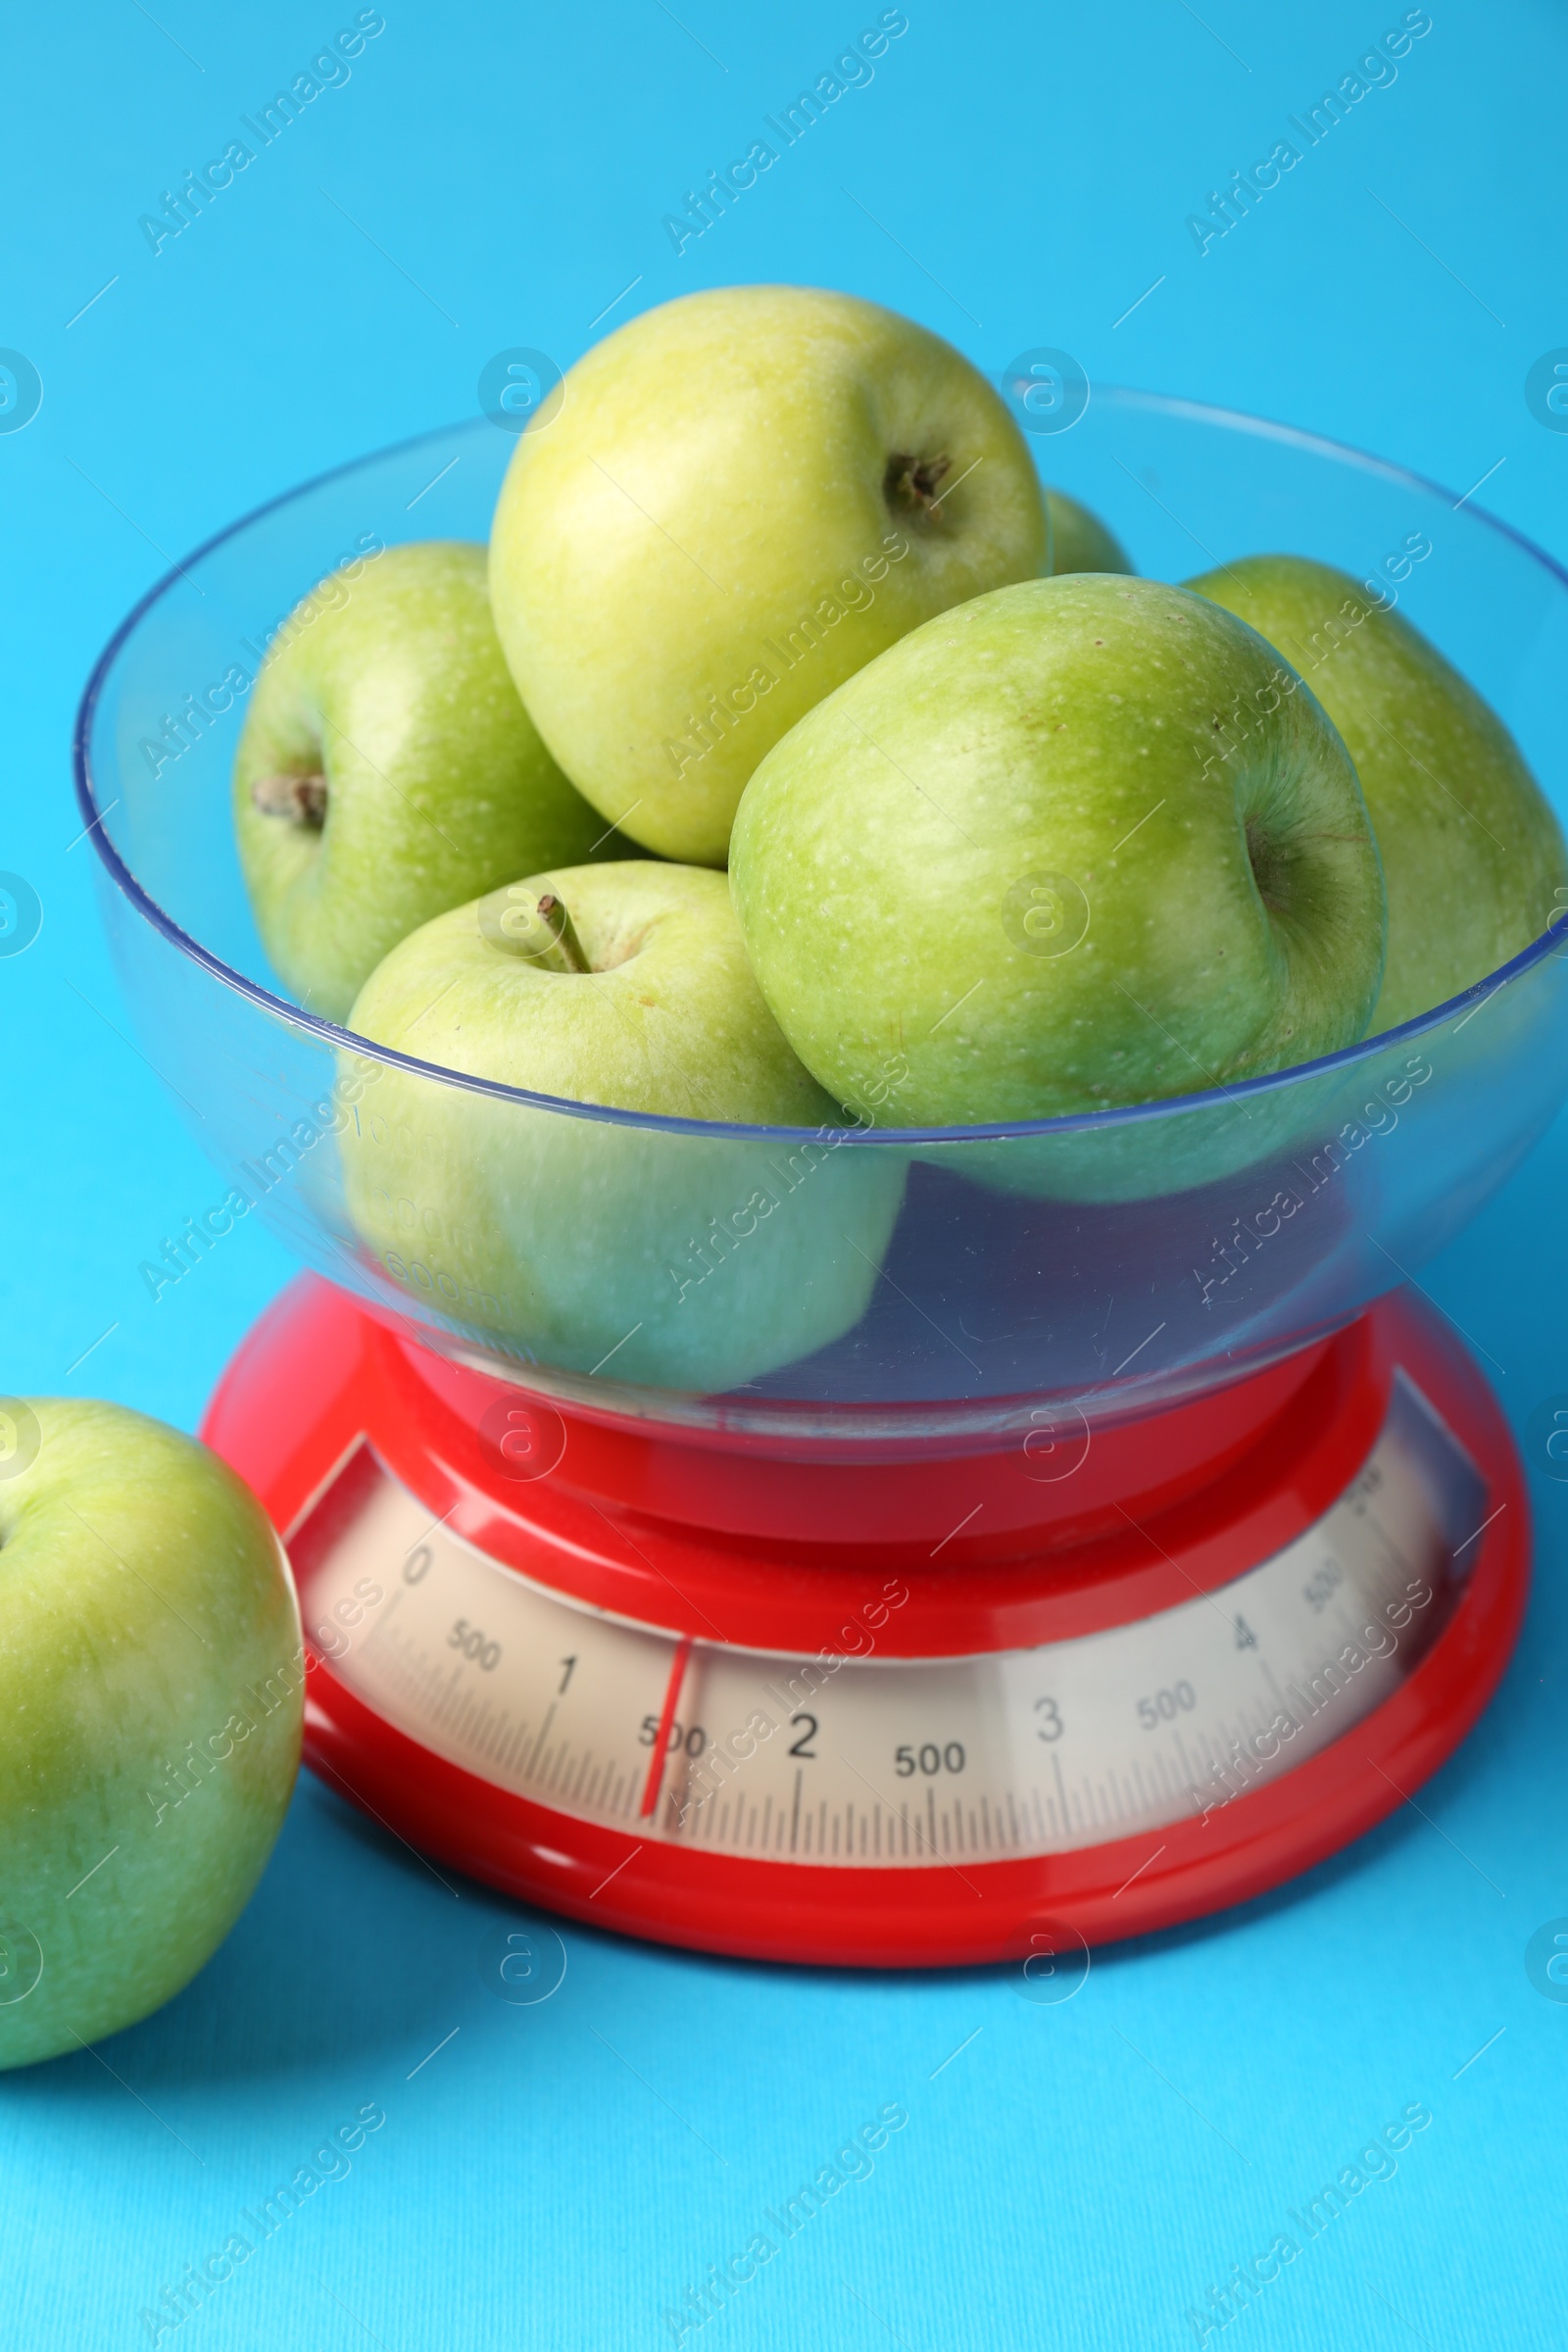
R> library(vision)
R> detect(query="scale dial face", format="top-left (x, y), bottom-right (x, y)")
top-left (293, 1377), bottom-right (1484, 1870)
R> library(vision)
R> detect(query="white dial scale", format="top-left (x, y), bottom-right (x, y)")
top-left (296, 1379), bottom-right (1477, 1868)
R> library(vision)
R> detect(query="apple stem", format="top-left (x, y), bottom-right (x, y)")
top-left (484, 890), bottom-right (593, 972)
top-left (535, 893), bottom-right (591, 973)
top-left (252, 772), bottom-right (327, 828)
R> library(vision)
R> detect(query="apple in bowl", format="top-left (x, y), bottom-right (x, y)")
top-left (1045, 487), bottom-right (1132, 577)
top-left (729, 572), bottom-right (1386, 1197)
top-left (234, 541), bottom-right (628, 1022)
top-left (488, 286), bottom-right (1049, 866)
top-left (1186, 553), bottom-right (1567, 1031)
top-left (340, 862), bottom-right (906, 1392)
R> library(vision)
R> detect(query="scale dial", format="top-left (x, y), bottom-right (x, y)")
top-left (295, 1376), bottom-right (1483, 1869)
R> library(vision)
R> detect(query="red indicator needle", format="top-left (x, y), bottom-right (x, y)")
top-left (640, 1635), bottom-right (693, 1820)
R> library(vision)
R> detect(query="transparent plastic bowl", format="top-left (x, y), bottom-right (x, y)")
top-left (74, 389), bottom-right (1568, 1443)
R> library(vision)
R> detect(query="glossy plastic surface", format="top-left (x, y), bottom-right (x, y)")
top-left (77, 390), bottom-right (1568, 1439)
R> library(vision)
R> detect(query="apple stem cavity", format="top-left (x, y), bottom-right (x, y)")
top-left (251, 772), bottom-right (327, 829)
top-left (884, 450), bottom-right (954, 520)
top-left (1245, 815), bottom-right (1292, 915)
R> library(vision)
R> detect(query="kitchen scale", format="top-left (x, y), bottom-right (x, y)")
top-left (196, 1269), bottom-right (1525, 1969)
top-left (74, 390), bottom-right (1568, 1970)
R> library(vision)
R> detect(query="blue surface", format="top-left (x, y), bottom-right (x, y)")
top-left (4, 3), bottom-right (1568, 2344)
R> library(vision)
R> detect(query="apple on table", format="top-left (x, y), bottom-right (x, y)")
top-left (0, 1401), bottom-right (300, 2070)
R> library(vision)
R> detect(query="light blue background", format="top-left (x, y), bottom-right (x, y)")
top-left (4, 3), bottom-right (1568, 2345)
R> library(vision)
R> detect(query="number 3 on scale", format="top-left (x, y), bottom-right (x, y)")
top-left (1034, 1696), bottom-right (1064, 1742)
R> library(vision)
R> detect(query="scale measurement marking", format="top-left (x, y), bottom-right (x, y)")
top-left (295, 1379), bottom-right (1481, 1870)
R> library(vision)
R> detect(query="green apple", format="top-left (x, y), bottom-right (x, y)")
top-left (340, 862), bottom-right (906, 1393)
top-left (488, 286), bottom-right (1048, 866)
top-left (1046, 488), bottom-right (1133, 577)
top-left (730, 572), bottom-right (1386, 1135)
top-left (1186, 555), bottom-right (1567, 1031)
top-left (234, 540), bottom-right (626, 1023)
top-left (0, 1400), bottom-right (300, 2070)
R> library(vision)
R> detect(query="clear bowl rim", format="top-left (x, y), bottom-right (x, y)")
top-left (73, 385), bottom-right (1568, 1150)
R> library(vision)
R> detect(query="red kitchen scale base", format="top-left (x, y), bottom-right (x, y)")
top-left (202, 1275), bottom-right (1527, 1970)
